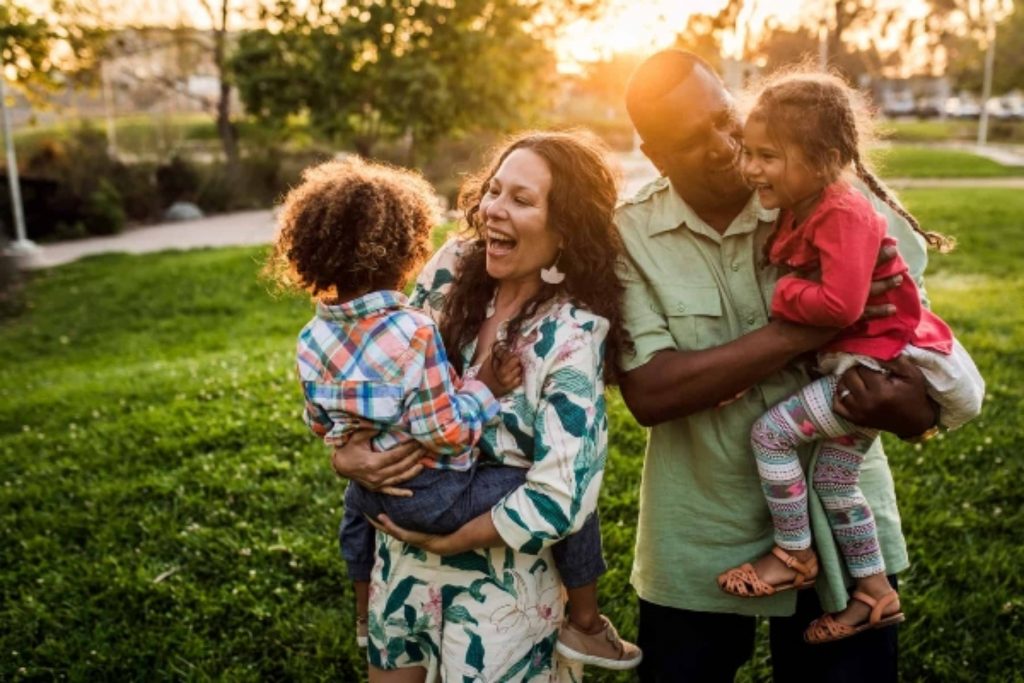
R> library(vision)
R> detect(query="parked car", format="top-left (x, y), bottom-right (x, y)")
top-left (914, 95), bottom-right (944, 118)
top-left (882, 91), bottom-right (916, 118)
top-left (998, 93), bottom-right (1024, 120)
top-left (945, 95), bottom-right (981, 119)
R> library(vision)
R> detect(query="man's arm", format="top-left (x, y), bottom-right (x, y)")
top-left (619, 243), bottom-right (928, 427)
top-left (620, 319), bottom-right (832, 426)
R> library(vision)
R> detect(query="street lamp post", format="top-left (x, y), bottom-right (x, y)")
top-left (976, 13), bottom-right (997, 147)
top-left (0, 73), bottom-right (38, 259)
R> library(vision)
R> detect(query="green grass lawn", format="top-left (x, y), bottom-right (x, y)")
top-left (2, 189), bottom-right (1023, 681)
top-left (881, 119), bottom-right (1024, 144)
top-left (873, 146), bottom-right (1024, 179)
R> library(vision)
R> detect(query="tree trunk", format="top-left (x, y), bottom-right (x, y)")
top-left (213, 1), bottom-right (240, 185)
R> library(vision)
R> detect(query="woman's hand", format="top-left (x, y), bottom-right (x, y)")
top-left (331, 430), bottom-right (424, 497)
top-left (368, 514), bottom-right (454, 555)
top-left (369, 511), bottom-right (504, 556)
top-left (833, 355), bottom-right (940, 437)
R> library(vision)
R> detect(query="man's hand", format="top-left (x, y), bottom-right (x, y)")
top-left (330, 431), bottom-right (424, 497)
top-left (862, 243), bottom-right (902, 319)
top-left (833, 356), bottom-right (939, 438)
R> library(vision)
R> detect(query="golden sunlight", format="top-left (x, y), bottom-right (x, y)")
top-left (555, 0), bottom-right (807, 70)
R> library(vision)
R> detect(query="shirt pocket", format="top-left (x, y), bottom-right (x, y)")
top-left (312, 380), bottom-right (406, 426)
top-left (652, 283), bottom-right (725, 351)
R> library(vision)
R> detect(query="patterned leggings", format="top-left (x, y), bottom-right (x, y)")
top-left (751, 375), bottom-right (885, 578)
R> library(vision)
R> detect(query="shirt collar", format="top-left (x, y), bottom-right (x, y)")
top-left (316, 290), bottom-right (408, 323)
top-left (647, 180), bottom-right (778, 241)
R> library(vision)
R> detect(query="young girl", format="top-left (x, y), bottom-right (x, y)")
top-left (267, 156), bottom-right (640, 670)
top-left (716, 72), bottom-right (984, 643)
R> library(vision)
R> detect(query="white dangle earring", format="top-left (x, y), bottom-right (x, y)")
top-left (540, 251), bottom-right (566, 285)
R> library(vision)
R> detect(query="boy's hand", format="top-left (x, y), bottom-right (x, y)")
top-left (476, 350), bottom-right (523, 398)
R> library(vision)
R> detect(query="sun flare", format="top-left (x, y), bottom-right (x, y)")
top-left (555, 0), bottom-right (807, 70)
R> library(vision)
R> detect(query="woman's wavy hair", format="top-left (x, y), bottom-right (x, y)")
top-left (745, 68), bottom-right (953, 254)
top-left (439, 130), bottom-right (634, 385)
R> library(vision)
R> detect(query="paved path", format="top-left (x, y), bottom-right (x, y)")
top-left (20, 210), bottom-right (276, 270)
top-left (12, 146), bottom-right (1024, 270)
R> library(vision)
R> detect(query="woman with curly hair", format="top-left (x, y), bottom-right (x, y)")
top-left (331, 130), bottom-right (638, 681)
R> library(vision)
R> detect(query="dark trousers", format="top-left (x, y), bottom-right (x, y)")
top-left (637, 576), bottom-right (899, 683)
top-left (339, 463), bottom-right (606, 588)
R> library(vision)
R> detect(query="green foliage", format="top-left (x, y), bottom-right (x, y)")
top-left (232, 0), bottom-right (558, 158)
top-left (83, 178), bottom-right (125, 235)
top-left (0, 1), bottom-right (100, 104)
top-left (872, 146), bottom-right (1024, 178)
top-left (946, 3), bottom-right (1023, 94)
top-left (1, 193), bottom-right (1022, 681)
top-left (156, 156), bottom-right (202, 205)
top-left (0, 233), bottom-right (23, 316)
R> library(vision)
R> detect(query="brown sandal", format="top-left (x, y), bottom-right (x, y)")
top-left (717, 546), bottom-right (819, 597)
top-left (804, 590), bottom-right (905, 644)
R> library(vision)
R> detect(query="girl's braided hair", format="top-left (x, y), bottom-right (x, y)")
top-left (747, 69), bottom-right (954, 253)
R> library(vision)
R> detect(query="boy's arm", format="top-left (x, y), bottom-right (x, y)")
top-left (402, 324), bottom-right (500, 456)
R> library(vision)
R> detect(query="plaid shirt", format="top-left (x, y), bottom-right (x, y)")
top-left (297, 290), bottom-right (499, 471)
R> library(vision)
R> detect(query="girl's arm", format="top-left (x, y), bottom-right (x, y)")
top-left (771, 206), bottom-right (886, 328)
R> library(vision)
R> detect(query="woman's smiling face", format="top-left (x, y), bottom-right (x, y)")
top-left (479, 148), bottom-right (562, 286)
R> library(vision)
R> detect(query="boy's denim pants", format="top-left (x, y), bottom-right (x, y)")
top-left (339, 463), bottom-right (606, 588)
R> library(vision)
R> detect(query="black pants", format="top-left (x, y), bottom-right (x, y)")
top-left (637, 577), bottom-right (899, 683)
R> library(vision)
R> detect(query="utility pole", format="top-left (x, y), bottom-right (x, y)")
top-left (977, 12), bottom-right (997, 147)
top-left (0, 74), bottom-right (38, 262)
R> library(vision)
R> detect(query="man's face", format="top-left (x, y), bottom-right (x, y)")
top-left (637, 67), bottom-right (748, 207)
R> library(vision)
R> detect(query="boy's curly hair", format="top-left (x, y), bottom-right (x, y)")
top-left (267, 156), bottom-right (438, 299)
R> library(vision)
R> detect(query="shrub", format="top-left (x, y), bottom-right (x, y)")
top-left (0, 231), bottom-right (23, 317)
top-left (156, 155), bottom-right (201, 206)
top-left (83, 179), bottom-right (126, 236)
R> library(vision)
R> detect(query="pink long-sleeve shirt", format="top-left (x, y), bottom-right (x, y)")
top-left (769, 182), bottom-right (953, 359)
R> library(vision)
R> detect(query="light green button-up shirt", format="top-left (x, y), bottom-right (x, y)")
top-left (616, 176), bottom-right (926, 615)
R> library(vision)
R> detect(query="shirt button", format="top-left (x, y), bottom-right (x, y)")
top-left (676, 303), bottom-right (687, 313)
top-left (731, 262), bottom-right (740, 272)
top-left (747, 315), bottom-right (756, 325)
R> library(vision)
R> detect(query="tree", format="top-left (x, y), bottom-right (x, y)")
top-left (197, 0), bottom-right (240, 180)
top-left (1, 1), bottom-right (100, 105)
top-left (943, 1), bottom-right (1020, 93)
top-left (232, 0), bottom-right (565, 161)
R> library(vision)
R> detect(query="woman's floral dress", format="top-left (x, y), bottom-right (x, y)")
top-left (365, 239), bottom-right (609, 681)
